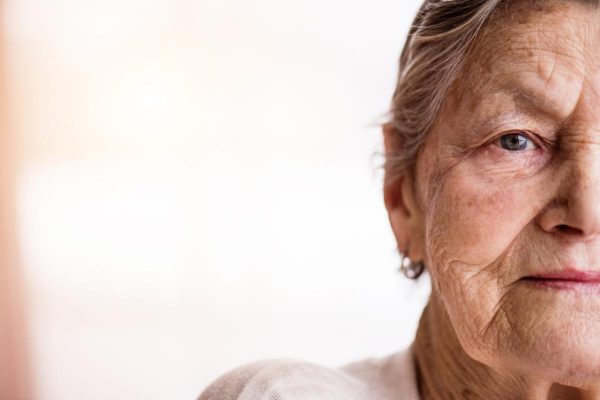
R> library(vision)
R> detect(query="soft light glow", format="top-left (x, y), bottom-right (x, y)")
top-left (4, 0), bottom-right (427, 399)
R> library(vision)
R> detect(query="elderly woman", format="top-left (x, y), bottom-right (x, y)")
top-left (199, 0), bottom-right (600, 398)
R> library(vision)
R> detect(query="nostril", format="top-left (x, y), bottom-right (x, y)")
top-left (554, 224), bottom-right (584, 236)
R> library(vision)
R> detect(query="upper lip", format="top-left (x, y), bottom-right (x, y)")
top-left (526, 269), bottom-right (600, 282)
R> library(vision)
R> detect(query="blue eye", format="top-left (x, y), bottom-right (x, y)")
top-left (498, 133), bottom-right (538, 151)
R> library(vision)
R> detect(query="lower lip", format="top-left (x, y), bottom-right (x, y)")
top-left (522, 278), bottom-right (600, 293)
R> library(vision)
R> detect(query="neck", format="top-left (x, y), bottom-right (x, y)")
top-left (413, 289), bottom-right (599, 400)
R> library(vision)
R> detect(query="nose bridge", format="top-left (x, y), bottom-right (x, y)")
top-left (560, 140), bottom-right (600, 237)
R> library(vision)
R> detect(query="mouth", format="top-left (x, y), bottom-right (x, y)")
top-left (522, 270), bottom-right (600, 293)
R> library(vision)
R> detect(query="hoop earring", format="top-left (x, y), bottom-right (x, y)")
top-left (399, 251), bottom-right (425, 280)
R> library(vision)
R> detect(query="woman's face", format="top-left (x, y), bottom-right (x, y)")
top-left (395, 1), bottom-right (600, 384)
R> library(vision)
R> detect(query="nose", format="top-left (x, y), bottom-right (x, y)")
top-left (537, 148), bottom-right (600, 241)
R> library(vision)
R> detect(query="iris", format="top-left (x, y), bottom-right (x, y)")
top-left (499, 133), bottom-right (532, 151)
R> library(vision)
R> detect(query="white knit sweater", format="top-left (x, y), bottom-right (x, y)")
top-left (198, 345), bottom-right (419, 400)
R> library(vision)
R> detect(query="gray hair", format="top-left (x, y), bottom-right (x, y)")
top-left (385, 0), bottom-right (504, 183)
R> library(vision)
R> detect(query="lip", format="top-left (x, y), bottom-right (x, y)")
top-left (522, 269), bottom-right (600, 293)
top-left (526, 269), bottom-right (600, 282)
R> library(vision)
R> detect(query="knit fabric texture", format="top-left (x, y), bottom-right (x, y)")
top-left (198, 345), bottom-right (419, 400)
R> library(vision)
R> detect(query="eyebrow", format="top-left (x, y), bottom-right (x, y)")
top-left (459, 85), bottom-right (561, 146)
top-left (455, 75), bottom-right (579, 146)
top-left (502, 78), bottom-right (576, 122)
top-left (511, 90), bottom-right (565, 120)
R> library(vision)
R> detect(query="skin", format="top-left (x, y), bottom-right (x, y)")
top-left (384, 1), bottom-right (600, 399)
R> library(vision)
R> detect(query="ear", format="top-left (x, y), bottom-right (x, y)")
top-left (382, 123), bottom-right (425, 261)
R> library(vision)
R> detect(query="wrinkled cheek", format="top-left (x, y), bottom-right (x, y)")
top-left (422, 170), bottom-right (531, 343)
top-left (425, 170), bottom-right (529, 275)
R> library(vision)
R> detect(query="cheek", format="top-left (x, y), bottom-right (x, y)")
top-left (422, 161), bottom-right (551, 359)
top-left (426, 166), bottom-right (533, 272)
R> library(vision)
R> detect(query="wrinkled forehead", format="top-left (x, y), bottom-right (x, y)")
top-left (455, 0), bottom-right (600, 118)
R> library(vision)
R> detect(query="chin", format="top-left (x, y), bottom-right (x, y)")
top-left (459, 284), bottom-right (600, 386)
top-left (483, 309), bottom-right (600, 386)
top-left (510, 336), bottom-right (600, 387)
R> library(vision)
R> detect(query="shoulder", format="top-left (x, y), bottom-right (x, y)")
top-left (197, 358), bottom-right (364, 400)
top-left (197, 346), bottom-right (418, 400)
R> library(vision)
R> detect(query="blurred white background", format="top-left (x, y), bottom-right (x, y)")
top-left (2, 0), bottom-right (429, 398)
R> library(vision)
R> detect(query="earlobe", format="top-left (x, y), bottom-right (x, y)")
top-left (382, 123), bottom-right (424, 261)
top-left (384, 175), bottom-right (414, 254)
top-left (386, 175), bottom-right (426, 264)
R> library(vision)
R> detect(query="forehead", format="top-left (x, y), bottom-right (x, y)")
top-left (455, 0), bottom-right (600, 120)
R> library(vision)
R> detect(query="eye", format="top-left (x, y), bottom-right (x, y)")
top-left (495, 132), bottom-right (539, 151)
